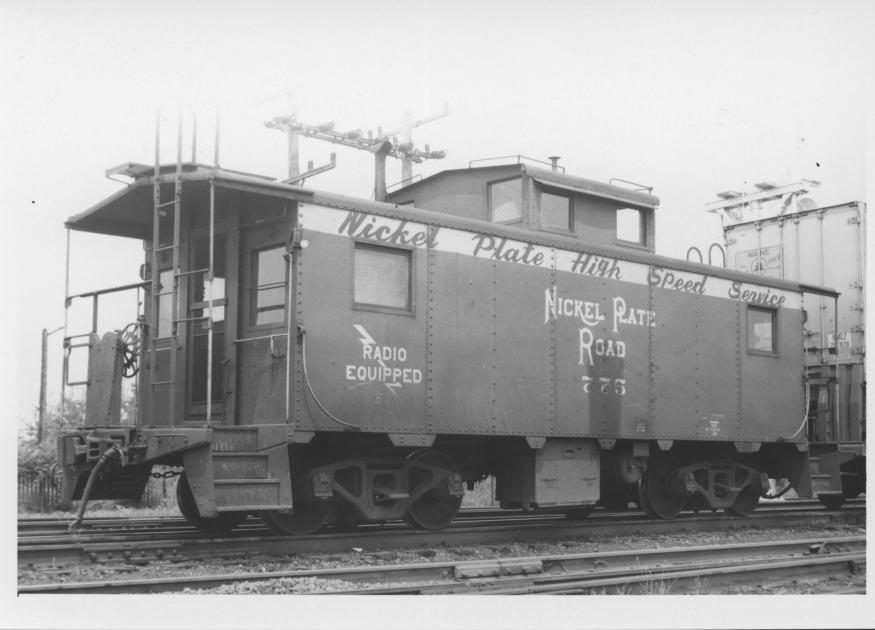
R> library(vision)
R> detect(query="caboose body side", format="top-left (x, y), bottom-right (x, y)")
top-left (58, 159), bottom-right (841, 532)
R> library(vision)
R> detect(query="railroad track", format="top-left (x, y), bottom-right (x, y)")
top-left (18, 501), bottom-right (864, 570)
top-left (19, 535), bottom-right (865, 594)
top-left (17, 498), bottom-right (859, 537)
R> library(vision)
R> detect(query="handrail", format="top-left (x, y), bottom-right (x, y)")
top-left (609, 178), bottom-right (654, 194)
top-left (66, 281), bottom-right (150, 302)
top-left (387, 173), bottom-right (422, 193)
top-left (233, 333), bottom-right (289, 344)
top-left (708, 243), bottom-right (726, 267)
top-left (685, 246), bottom-right (703, 263)
top-left (468, 154), bottom-right (565, 173)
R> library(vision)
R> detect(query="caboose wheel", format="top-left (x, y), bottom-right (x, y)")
top-left (817, 493), bottom-right (844, 510)
top-left (404, 450), bottom-right (463, 531)
top-left (725, 487), bottom-right (759, 516)
top-left (260, 499), bottom-right (334, 536)
top-left (600, 493), bottom-right (632, 511)
top-left (176, 472), bottom-right (245, 533)
top-left (638, 456), bottom-right (685, 520)
top-left (563, 507), bottom-right (593, 520)
top-left (332, 506), bottom-right (361, 532)
top-left (841, 474), bottom-right (864, 500)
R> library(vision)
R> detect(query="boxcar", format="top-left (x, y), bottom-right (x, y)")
top-left (709, 189), bottom-right (866, 507)
top-left (58, 156), bottom-right (845, 533)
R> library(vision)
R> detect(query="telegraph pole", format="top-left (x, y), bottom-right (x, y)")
top-left (401, 110), bottom-right (413, 184)
top-left (265, 104), bottom-right (449, 198)
top-left (38, 326), bottom-right (62, 443)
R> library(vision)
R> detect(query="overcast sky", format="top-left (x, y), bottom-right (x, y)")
top-left (2, 1), bottom-right (873, 626)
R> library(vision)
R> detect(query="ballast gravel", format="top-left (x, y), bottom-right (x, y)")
top-left (18, 520), bottom-right (865, 594)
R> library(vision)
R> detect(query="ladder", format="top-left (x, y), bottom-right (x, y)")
top-left (149, 107), bottom-right (219, 426)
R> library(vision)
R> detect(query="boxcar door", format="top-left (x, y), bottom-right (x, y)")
top-left (235, 208), bottom-right (292, 425)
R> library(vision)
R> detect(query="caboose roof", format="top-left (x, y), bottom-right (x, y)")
top-left (65, 163), bottom-right (309, 239)
top-left (66, 162), bottom-right (837, 298)
top-left (388, 162), bottom-right (660, 209)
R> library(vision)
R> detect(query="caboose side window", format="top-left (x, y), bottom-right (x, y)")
top-left (354, 244), bottom-right (411, 311)
top-left (488, 177), bottom-right (522, 223)
top-left (540, 190), bottom-right (572, 231)
top-left (747, 306), bottom-right (777, 354)
top-left (251, 246), bottom-right (287, 326)
top-left (617, 207), bottom-right (644, 245)
top-left (193, 235), bottom-right (226, 325)
top-left (157, 269), bottom-right (174, 338)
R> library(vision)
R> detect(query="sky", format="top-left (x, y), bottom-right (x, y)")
top-left (1, 1), bottom-right (873, 627)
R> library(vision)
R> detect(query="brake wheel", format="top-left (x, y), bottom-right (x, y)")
top-left (118, 322), bottom-right (141, 378)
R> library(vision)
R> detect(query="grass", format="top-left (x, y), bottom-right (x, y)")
top-left (19, 501), bottom-right (180, 520)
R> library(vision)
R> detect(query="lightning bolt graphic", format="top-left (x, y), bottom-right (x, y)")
top-left (353, 324), bottom-right (376, 347)
top-left (353, 324), bottom-right (401, 397)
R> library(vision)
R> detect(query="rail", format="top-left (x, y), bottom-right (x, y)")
top-left (386, 173), bottom-right (423, 193)
top-left (61, 259), bottom-right (147, 424)
top-left (608, 178), bottom-right (654, 194)
top-left (468, 154), bottom-right (566, 173)
top-left (16, 501), bottom-right (865, 569)
top-left (18, 533), bottom-right (865, 594)
top-left (66, 281), bottom-right (151, 303)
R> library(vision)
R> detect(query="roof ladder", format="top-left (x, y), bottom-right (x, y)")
top-left (149, 107), bottom-right (217, 426)
top-left (149, 108), bottom-right (185, 427)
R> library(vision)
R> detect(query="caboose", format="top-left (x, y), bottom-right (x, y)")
top-left (58, 135), bottom-right (850, 534)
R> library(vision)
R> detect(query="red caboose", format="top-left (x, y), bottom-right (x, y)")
top-left (58, 150), bottom-right (845, 533)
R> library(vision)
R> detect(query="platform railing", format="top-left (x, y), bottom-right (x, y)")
top-left (61, 272), bottom-right (147, 422)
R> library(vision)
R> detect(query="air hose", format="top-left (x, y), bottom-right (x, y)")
top-left (762, 480), bottom-right (795, 501)
top-left (68, 443), bottom-right (125, 531)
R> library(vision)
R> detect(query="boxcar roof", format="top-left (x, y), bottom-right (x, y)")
top-left (66, 163), bottom-right (837, 298)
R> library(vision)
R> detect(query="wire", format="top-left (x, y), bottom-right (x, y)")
top-left (300, 331), bottom-right (359, 431)
top-left (782, 384), bottom-right (811, 441)
top-left (762, 479), bottom-right (795, 500)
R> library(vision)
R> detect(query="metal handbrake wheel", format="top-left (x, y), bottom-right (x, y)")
top-left (118, 322), bottom-right (141, 378)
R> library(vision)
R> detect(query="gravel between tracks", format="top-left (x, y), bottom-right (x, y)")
top-left (19, 521), bottom-right (865, 594)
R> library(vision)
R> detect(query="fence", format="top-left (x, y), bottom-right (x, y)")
top-left (17, 474), bottom-right (176, 513)
top-left (18, 476), bottom-right (61, 513)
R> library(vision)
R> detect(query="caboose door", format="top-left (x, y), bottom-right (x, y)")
top-left (186, 227), bottom-right (231, 423)
top-left (233, 212), bottom-right (292, 425)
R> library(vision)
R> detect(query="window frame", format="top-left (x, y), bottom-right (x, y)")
top-left (615, 207), bottom-right (648, 249)
top-left (249, 244), bottom-right (289, 329)
top-left (190, 233), bottom-right (228, 330)
top-left (156, 268), bottom-right (175, 339)
top-left (487, 176), bottom-right (523, 225)
top-left (538, 187), bottom-right (574, 234)
top-left (352, 241), bottom-right (414, 316)
top-left (746, 305), bottom-right (779, 356)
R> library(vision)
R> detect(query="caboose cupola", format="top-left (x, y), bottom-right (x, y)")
top-left (385, 156), bottom-right (659, 253)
